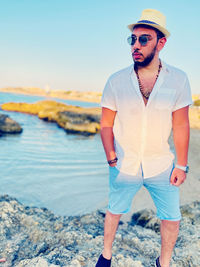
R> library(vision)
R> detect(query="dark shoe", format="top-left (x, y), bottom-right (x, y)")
top-left (155, 257), bottom-right (161, 267)
top-left (96, 254), bottom-right (111, 267)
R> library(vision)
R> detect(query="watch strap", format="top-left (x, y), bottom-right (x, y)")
top-left (175, 164), bottom-right (189, 173)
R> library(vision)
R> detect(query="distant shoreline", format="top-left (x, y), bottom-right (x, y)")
top-left (1, 87), bottom-right (199, 104)
top-left (0, 87), bottom-right (102, 103)
top-left (1, 87), bottom-right (200, 129)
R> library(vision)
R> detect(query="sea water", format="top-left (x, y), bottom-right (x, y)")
top-left (0, 92), bottom-right (108, 216)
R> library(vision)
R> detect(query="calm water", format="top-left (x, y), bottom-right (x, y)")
top-left (0, 92), bottom-right (109, 216)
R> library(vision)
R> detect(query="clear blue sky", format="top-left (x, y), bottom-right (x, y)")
top-left (0, 0), bottom-right (199, 94)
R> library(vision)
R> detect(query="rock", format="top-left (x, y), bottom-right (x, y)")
top-left (0, 194), bottom-right (199, 266)
top-left (180, 201), bottom-right (200, 226)
top-left (59, 121), bottom-right (100, 136)
top-left (129, 209), bottom-right (160, 233)
top-left (56, 110), bottom-right (100, 135)
top-left (68, 259), bottom-right (82, 267)
top-left (15, 257), bottom-right (58, 267)
top-left (193, 99), bottom-right (200, 106)
top-left (1, 100), bottom-right (101, 135)
top-left (57, 110), bottom-right (100, 124)
top-left (0, 114), bottom-right (22, 134)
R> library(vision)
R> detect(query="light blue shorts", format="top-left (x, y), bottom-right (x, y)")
top-left (108, 164), bottom-right (181, 221)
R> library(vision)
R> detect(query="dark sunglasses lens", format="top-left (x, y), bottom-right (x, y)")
top-left (139, 36), bottom-right (148, 46)
top-left (127, 36), bottom-right (136, 46)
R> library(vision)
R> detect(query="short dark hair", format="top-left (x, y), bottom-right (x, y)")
top-left (133, 24), bottom-right (165, 39)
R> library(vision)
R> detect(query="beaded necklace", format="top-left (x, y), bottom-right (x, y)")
top-left (135, 61), bottom-right (162, 100)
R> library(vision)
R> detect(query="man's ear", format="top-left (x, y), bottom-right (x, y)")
top-left (157, 37), bottom-right (167, 51)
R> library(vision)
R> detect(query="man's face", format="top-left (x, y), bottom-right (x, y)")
top-left (131, 27), bottom-right (158, 67)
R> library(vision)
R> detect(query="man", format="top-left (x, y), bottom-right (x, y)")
top-left (96, 9), bottom-right (193, 267)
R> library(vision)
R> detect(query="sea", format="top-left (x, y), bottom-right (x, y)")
top-left (0, 92), bottom-right (109, 216)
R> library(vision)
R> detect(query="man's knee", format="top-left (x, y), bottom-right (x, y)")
top-left (161, 219), bottom-right (180, 232)
top-left (106, 210), bottom-right (122, 220)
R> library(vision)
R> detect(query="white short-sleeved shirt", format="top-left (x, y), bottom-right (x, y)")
top-left (101, 61), bottom-right (193, 178)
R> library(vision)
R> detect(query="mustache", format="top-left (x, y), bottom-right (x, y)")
top-left (132, 50), bottom-right (143, 56)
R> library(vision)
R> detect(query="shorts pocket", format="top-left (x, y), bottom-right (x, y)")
top-left (109, 166), bottom-right (120, 187)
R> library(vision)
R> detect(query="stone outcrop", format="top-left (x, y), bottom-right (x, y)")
top-left (1, 100), bottom-right (101, 135)
top-left (56, 111), bottom-right (100, 135)
top-left (0, 114), bottom-right (22, 135)
top-left (2, 100), bottom-right (200, 134)
top-left (129, 209), bottom-right (161, 233)
top-left (0, 195), bottom-right (199, 267)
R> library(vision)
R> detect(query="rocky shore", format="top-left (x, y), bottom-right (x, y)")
top-left (0, 195), bottom-right (199, 267)
top-left (1, 99), bottom-right (200, 137)
top-left (0, 114), bottom-right (22, 136)
top-left (1, 100), bottom-right (101, 136)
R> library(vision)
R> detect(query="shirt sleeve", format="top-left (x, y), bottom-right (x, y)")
top-left (101, 79), bottom-right (117, 111)
top-left (172, 75), bottom-right (193, 112)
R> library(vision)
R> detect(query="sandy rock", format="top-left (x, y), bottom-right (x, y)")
top-left (62, 121), bottom-right (100, 135)
top-left (2, 100), bottom-right (199, 135)
top-left (0, 114), bottom-right (22, 134)
top-left (1, 100), bottom-right (101, 135)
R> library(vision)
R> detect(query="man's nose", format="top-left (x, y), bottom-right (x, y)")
top-left (131, 38), bottom-right (141, 51)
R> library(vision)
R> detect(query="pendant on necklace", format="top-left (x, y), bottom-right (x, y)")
top-left (143, 91), bottom-right (151, 99)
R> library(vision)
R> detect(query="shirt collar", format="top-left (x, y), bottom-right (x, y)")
top-left (161, 60), bottom-right (170, 74)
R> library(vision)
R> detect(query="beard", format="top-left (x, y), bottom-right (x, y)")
top-left (133, 44), bottom-right (157, 68)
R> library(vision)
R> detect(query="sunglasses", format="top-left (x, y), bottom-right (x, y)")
top-left (127, 34), bottom-right (153, 46)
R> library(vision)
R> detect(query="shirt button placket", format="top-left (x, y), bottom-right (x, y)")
top-left (140, 107), bottom-right (147, 175)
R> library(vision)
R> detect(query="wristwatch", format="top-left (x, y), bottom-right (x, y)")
top-left (175, 164), bottom-right (189, 173)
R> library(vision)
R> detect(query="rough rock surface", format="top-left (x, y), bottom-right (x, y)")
top-left (1, 101), bottom-right (100, 135)
top-left (0, 114), bottom-right (22, 135)
top-left (0, 195), bottom-right (199, 267)
top-left (56, 111), bottom-right (100, 135)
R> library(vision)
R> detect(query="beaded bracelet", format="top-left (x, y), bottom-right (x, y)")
top-left (108, 157), bottom-right (118, 165)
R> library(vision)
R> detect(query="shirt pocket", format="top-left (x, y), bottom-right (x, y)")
top-left (155, 89), bottom-right (176, 110)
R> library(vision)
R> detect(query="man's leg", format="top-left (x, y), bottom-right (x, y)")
top-left (159, 220), bottom-right (180, 267)
top-left (97, 165), bottom-right (142, 265)
top-left (143, 165), bottom-right (181, 267)
top-left (102, 210), bottom-right (122, 259)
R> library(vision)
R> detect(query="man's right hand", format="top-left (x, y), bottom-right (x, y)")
top-left (170, 168), bottom-right (186, 186)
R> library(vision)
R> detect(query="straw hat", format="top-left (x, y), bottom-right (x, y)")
top-left (127, 9), bottom-right (170, 38)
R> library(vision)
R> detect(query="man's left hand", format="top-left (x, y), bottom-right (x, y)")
top-left (170, 168), bottom-right (186, 186)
